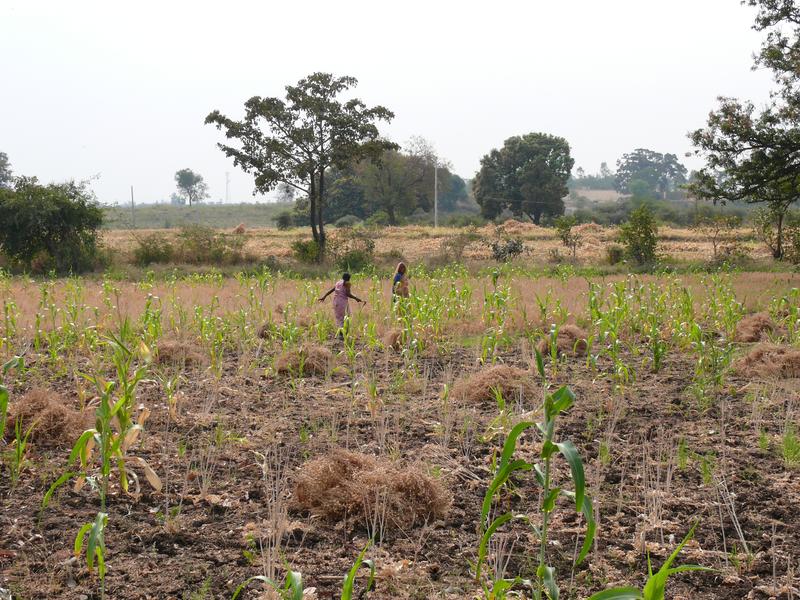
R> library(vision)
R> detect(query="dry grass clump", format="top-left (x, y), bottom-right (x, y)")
top-left (156, 340), bottom-right (207, 368)
top-left (451, 365), bottom-right (537, 404)
top-left (275, 344), bottom-right (332, 376)
top-left (5, 388), bottom-right (85, 447)
top-left (383, 328), bottom-right (402, 351)
top-left (293, 449), bottom-right (451, 529)
top-left (536, 324), bottom-right (589, 356)
top-left (734, 312), bottom-right (781, 343)
top-left (733, 344), bottom-right (800, 379)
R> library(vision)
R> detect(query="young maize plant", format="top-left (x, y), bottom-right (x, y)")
top-left (43, 336), bottom-right (161, 513)
top-left (232, 540), bottom-right (375, 600)
top-left (0, 356), bottom-right (24, 439)
top-left (74, 512), bottom-right (108, 597)
top-left (587, 523), bottom-right (710, 600)
top-left (475, 351), bottom-right (595, 600)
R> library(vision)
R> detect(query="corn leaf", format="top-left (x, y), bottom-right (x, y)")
top-left (586, 588), bottom-right (642, 600)
top-left (556, 440), bottom-right (585, 511)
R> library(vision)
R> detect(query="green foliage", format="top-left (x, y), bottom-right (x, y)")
top-left (614, 149), bottom-right (687, 198)
top-left (176, 225), bottom-right (247, 265)
top-left (275, 211), bottom-right (294, 230)
top-left (489, 237), bottom-right (524, 263)
top-left (606, 244), bottom-right (624, 265)
top-left (174, 169), bottom-right (209, 206)
top-left (554, 215), bottom-right (583, 258)
top-left (334, 214), bottom-right (363, 228)
top-left (206, 72), bottom-right (396, 256)
top-left (619, 205), bottom-right (658, 265)
top-left (133, 233), bottom-right (174, 266)
top-left (475, 133), bottom-right (574, 225)
top-left (291, 239), bottom-right (321, 264)
top-left (0, 177), bottom-right (103, 273)
top-left (475, 359), bottom-right (595, 599)
top-left (588, 523), bottom-right (710, 600)
top-left (0, 151), bottom-right (12, 188)
top-left (782, 422), bottom-right (800, 468)
top-left (328, 228), bottom-right (375, 272)
top-left (74, 512), bottom-right (108, 587)
top-left (341, 541), bottom-right (376, 600)
top-left (365, 210), bottom-right (390, 227)
top-left (232, 570), bottom-right (304, 600)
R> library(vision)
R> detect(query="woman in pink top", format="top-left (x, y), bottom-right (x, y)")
top-left (318, 272), bottom-right (366, 335)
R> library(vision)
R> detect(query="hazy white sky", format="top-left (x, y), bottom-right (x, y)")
top-left (1, 0), bottom-right (775, 205)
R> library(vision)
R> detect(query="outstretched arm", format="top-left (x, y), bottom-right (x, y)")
top-left (318, 287), bottom-right (335, 302)
top-left (347, 291), bottom-right (365, 304)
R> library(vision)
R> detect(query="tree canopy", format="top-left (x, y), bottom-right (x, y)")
top-left (689, 0), bottom-right (800, 258)
top-left (206, 72), bottom-right (396, 256)
top-left (0, 177), bottom-right (103, 273)
top-left (614, 149), bottom-right (687, 198)
top-left (174, 169), bottom-right (209, 206)
top-left (0, 152), bottom-right (12, 188)
top-left (474, 133), bottom-right (573, 224)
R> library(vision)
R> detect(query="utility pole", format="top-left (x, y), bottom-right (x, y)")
top-left (225, 172), bottom-right (230, 203)
top-left (130, 185), bottom-right (135, 229)
top-left (434, 165), bottom-right (438, 229)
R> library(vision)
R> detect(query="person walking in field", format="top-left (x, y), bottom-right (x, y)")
top-left (319, 272), bottom-right (365, 336)
top-left (392, 262), bottom-right (410, 301)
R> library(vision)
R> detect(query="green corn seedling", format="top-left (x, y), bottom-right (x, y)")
top-left (587, 523), bottom-right (710, 600)
top-left (74, 512), bottom-right (109, 597)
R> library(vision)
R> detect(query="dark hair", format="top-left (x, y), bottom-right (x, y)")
top-left (342, 272), bottom-right (351, 281)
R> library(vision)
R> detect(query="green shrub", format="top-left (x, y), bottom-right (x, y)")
top-left (606, 244), bottom-right (624, 265)
top-left (489, 237), bottom-right (524, 262)
top-left (328, 229), bottom-right (375, 271)
top-left (176, 224), bottom-right (246, 264)
top-left (0, 177), bottom-right (103, 273)
top-left (133, 233), bottom-right (174, 266)
top-left (335, 215), bottom-right (362, 228)
top-left (619, 204), bottom-right (658, 265)
top-left (275, 211), bottom-right (293, 230)
top-left (440, 228), bottom-right (482, 262)
top-left (365, 211), bottom-right (390, 227)
top-left (291, 239), bottom-right (320, 263)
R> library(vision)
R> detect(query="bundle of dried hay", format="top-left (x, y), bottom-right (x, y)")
top-left (275, 344), bottom-right (332, 376)
top-left (293, 449), bottom-right (451, 529)
top-left (6, 388), bottom-right (85, 447)
top-left (733, 344), bottom-right (800, 379)
top-left (733, 312), bottom-right (781, 343)
top-left (451, 365), bottom-right (537, 404)
top-left (155, 340), bottom-right (207, 369)
top-left (233, 223), bottom-right (246, 234)
top-left (536, 325), bottom-right (589, 357)
top-left (383, 328), bottom-right (402, 351)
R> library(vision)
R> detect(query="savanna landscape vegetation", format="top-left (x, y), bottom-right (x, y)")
top-left (1, 1), bottom-right (800, 599)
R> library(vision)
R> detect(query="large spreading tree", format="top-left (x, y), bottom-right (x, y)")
top-left (474, 133), bottom-right (573, 224)
top-left (614, 149), bottom-right (687, 198)
top-left (206, 72), bottom-right (395, 256)
top-left (690, 0), bottom-right (800, 259)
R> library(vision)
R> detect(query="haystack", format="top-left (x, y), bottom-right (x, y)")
top-left (6, 388), bottom-right (85, 447)
top-left (451, 365), bottom-right (537, 404)
top-left (275, 344), bottom-right (332, 376)
top-left (383, 328), bottom-right (402, 351)
top-left (733, 344), bottom-right (800, 379)
top-left (536, 325), bottom-right (589, 356)
top-left (734, 312), bottom-right (781, 343)
top-left (155, 340), bottom-right (207, 369)
top-left (293, 449), bottom-right (450, 529)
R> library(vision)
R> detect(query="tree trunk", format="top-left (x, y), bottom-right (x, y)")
top-left (775, 210), bottom-right (784, 260)
top-left (309, 175), bottom-right (319, 245)
top-left (317, 169), bottom-right (326, 260)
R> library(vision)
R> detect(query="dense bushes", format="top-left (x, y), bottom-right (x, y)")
top-left (132, 225), bottom-right (248, 266)
top-left (0, 177), bottom-right (104, 273)
top-left (328, 229), bottom-right (375, 271)
top-left (619, 205), bottom-right (658, 265)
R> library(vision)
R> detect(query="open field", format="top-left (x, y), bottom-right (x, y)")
top-left (1, 268), bottom-right (799, 599)
top-left (101, 221), bottom-right (773, 267)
